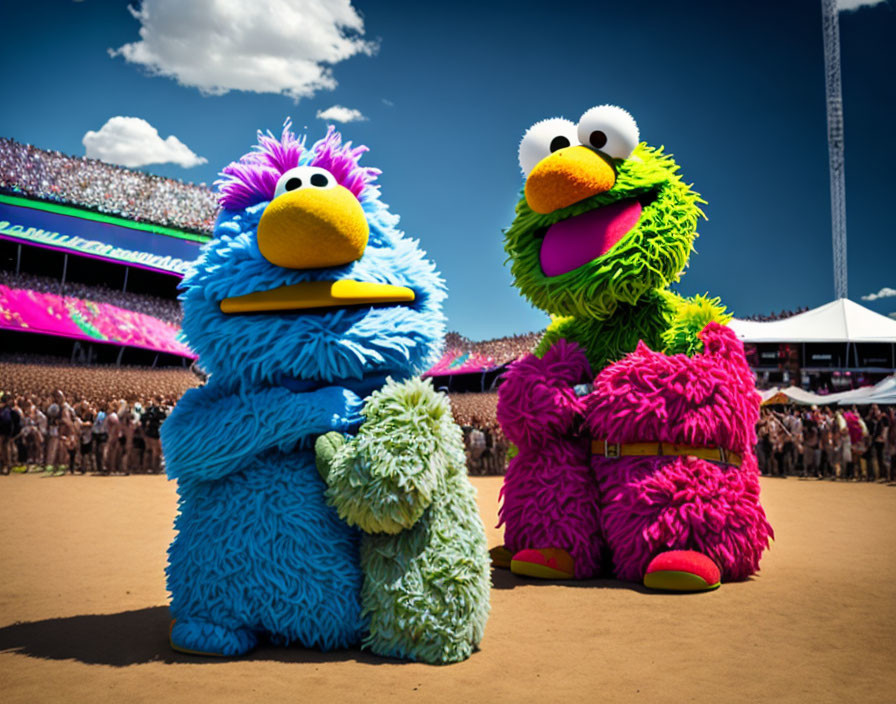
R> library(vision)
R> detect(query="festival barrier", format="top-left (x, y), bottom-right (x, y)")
top-left (0, 284), bottom-right (194, 358)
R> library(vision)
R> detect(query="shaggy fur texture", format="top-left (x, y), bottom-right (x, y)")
top-left (497, 110), bottom-right (772, 584)
top-left (582, 324), bottom-right (773, 581)
top-left (164, 125), bottom-right (488, 661)
top-left (496, 341), bottom-right (604, 579)
top-left (181, 124), bottom-right (446, 390)
top-left (317, 378), bottom-right (490, 663)
top-left (505, 143), bottom-right (704, 323)
top-left (217, 122), bottom-right (380, 210)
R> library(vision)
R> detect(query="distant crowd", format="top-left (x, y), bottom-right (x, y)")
top-left (758, 404), bottom-right (894, 481)
top-left (741, 306), bottom-right (810, 322)
top-left (1, 270), bottom-right (182, 325)
top-left (0, 358), bottom-right (199, 407)
top-left (3, 372), bottom-right (894, 479)
top-left (1, 390), bottom-right (173, 475)
top-left (0, 138), bottom-right (218, 234)
top-left (448, 392), bottom-right (508, 475)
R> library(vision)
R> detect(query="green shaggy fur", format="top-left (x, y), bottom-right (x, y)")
top-left (507, 142), bottom-right (726, 367)
top-left (662, 293), bottom-right (731, 357)
top-left (316, 377), bottom-right (490, 663)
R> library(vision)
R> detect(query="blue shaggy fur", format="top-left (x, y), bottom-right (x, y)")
top-left (163, 126), bottom-right (489, 662)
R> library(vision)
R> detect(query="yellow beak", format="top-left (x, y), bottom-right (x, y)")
top-left (256, 186), bottom-right (370, 269)
top-left (524, 145), bottom-right (616, 214)
top-left (220, 279), bottom-right (415, 314)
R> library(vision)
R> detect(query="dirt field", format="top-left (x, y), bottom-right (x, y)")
top-left (1, 473), bottom-right (894, 703)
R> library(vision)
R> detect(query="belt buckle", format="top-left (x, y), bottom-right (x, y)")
top-left (605, 442), bottom-right (621, 459)
top-left (719, 447), bottom-right (728, 464)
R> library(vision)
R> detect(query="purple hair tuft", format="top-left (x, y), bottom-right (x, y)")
top-left (215, 120), bottom-right (380, 211)
top-left (308, 126), bottom-right (381, 200)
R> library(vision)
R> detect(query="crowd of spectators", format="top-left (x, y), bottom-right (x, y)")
top-left (0, 138), bottom-right (218, 234)
top-left (3, 355), bottom-right (893, 479)
top-left (1, 373), bottom-right (515, 477)
top-left (757, 403), bottom-right (895, 481)
top-left (442, 331), bottom-right (542, 367)
top-left (1, 270), bottom-right (182, 325)
top-left (1, 389), bottom-right (172, 476)
top-left (741, 306), bottom-right (810, 322)
top-left (0, 359), bottom-right (198, 406)
top-left (448, 392), bottom-right (508, 475)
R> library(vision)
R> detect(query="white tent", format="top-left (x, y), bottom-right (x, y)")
top-left (729, 298), bottom-right (896, 343)
top-left (840, 375), bottom-right (896, 405)
top-left (759, 375), bottom-right (896, 406)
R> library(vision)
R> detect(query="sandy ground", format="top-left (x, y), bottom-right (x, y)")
top-left (1, 473), bottom-right (894, 704)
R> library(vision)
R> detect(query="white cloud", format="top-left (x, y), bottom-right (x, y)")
top-left (82, 117), bottom-right (207, 168)
top-left (838, 0), bottom-right (887, 10)
top-left (110, 0), bottom-right (376, 101)
top-left (315, 105), bottom-right (367, 123)
top-left (861, 286), bottom-right (896, 302)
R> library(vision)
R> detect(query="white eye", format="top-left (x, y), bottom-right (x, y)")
top-left (273, 166), bottom-right (337, 199)
top-left (576, 105), bottom-right (639, 160)
top-left (518, 118), bottom-right (579, 176)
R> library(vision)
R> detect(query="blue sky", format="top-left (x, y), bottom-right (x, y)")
top-left (2, 0), bottom-right (894, 338)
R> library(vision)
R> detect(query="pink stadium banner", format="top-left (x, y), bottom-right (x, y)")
top-left (423, 348), bottom-right (499, 377)
top-left (0, 285), bottom-right (195, 358)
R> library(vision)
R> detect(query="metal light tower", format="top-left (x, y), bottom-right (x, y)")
top-left (822, 0), bottom-right (848, 299)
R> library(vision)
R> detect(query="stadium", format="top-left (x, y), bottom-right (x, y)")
top-left (4, 2), bottom-right (896, 701)
top-left (0, 138), bottom-right (210, 405)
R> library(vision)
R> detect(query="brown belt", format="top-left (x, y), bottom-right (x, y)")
top-left (591, 440), bottom-right (742, 468)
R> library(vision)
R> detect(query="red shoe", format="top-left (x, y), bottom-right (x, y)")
top-left (510, 548), bottom-right (575, 579)
top-left (644, 550), bottom-right (721, 592)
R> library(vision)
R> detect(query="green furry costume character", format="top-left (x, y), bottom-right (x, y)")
top-left (507, 106), bottom-right (728, 369)
top-left (316, 378), bottom-right (489, 663)
top-left (495, 105), bottom-right (772, 588)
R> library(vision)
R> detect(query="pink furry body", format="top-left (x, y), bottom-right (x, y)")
top-left (496, 341), bottom-right (603, 579)
top-left (498, 323), bottom-right (773, 582)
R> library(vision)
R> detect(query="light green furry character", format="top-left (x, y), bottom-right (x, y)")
top-left (315, 377), bottom-right (491, 664)
top-left (508, 106), bottom-right (731, 371)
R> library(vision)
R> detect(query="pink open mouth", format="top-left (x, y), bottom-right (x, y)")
top-left (539, 198), bottom-right (643, 277)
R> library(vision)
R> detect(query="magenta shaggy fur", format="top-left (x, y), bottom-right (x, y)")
top-left (583, 323), bottom-right (774, 581)
top-left (583, 323), bottom-right (761, 455)
top-left (496, 340), bottom-right (592, 448)
top-left (496, 340), bottom-right (604, 578)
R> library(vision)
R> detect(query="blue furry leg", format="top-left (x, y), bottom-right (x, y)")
top-left (167, 450), bottom-right (366, 652)
top-left (170, 618), bottom-right (258, 657)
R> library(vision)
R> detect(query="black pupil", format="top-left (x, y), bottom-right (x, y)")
top-left (285, 177), bottom-right (302, 191)
top-left (549, 135), bottom-right (570, 153)
top-left (589, 130), bottom-right (608, 149)
top-left (310, 173), bottom-right (328, 187)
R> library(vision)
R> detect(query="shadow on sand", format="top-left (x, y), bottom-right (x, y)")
top-left (1, 576), bottom-right (724, 666)
top-left (491, 566), bottom-right (654, 593)
top-left (0, 606), bottom-right (396, 667)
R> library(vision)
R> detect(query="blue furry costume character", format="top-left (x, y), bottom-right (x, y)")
top-left (162, 124), bottom-right (490, 663)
